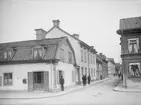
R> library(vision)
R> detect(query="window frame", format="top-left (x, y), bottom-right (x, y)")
top-left (33, 47), bottom-right (44, 60)
top-left (128, 38), bottom-right (139, 54)
top-left (68, 51), bottom-right (72, 63)
top-left (3, 49), bottom-right (13, 61)
top-left (3, 72), bottom-right (13, 86)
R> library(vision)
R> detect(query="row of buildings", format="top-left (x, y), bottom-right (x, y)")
top-left (0, 20), bottom-right (116, 91)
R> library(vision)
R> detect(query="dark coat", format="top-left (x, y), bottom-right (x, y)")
top-left (60, 77), bottom-right (64, 85)
top-left (82, 75), bottom-right (87, 85)
top-left (88, 75), bottom-right (91, 84)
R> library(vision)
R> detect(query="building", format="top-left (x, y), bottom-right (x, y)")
top-left (117, 16), bottom-right (141, 87)
top-left (107, 58), bottom-right (116, 76)
top-left (96, 53), bottom-right (108, 80)
top-left (0, 37), bottom-right (77, 91)
top-left (36, 20), bottom-right (97, 84)
top-left (115, 63), bottom-right (122, 76)
top-left (96, 54), bottom-right (103, 80)
top-left (99, 53), bottom-right (108, 79)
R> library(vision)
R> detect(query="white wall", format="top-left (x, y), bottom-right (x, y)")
top-left (56, 61), bottom-right (75, 88)
top-left (0, 63), bottom-right (51, 91)
top-left (46, 28), bottom-right (81, 66)
top-left (108, 62), bottom-right (116, 75)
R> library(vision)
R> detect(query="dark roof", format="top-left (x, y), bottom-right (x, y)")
top-left (0, 37), bottom-right (64, 63)
top-left (117, 16), bottom-right (141, 35)
top-left (107, 58), bottom-right (115, 64)
top-left (119, 16), bottom-right (141, 30)
top-left (45, 25), bottom-right (97, 53)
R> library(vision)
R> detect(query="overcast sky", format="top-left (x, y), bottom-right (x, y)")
top-left (0, 0), bottom-right (141, 63)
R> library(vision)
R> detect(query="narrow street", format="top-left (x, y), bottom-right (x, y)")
top-left (1, 77), bottom-right (141, 105)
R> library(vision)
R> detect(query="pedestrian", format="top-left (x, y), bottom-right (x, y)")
top-left (82, 75), bottom-right (85, 86)
top-left (84, 74), bottom-right (87, 86)
top-left (60, 75), bottom-right (64, 91)
top-left (88, 74), bottom-right (91, 84)
top-left (100, 75), bottom-right (102, 80)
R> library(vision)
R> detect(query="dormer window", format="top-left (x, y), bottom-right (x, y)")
top-left (3, 50), bottom-right (13, 61)
top-left (33, 47), bottom-right (43, 59)
top-left (4, 51), bottom-right (8, 60)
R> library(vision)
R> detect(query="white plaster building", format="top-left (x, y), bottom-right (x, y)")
top-left (39, 20), bottom-right (97, 84)
top-left (107, 58), bottom-right (116, 76)
top-left (0, 37), bottom-right (76, 91)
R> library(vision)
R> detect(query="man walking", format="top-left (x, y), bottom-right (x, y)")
top-left (88, 74), bottom-right (91, 84)
top-left (60, 75), bottom-right (64, 91)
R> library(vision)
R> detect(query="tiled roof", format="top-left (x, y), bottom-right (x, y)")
top-left (46, 26), bottom-right (97, 53)
top-left (0, 37), bottom-right (63, 63)
top-left (12, 48), bottom-right (33, 61)
top-left (107, 58), bottom-right (115, 64)
top-left (120, 16), bottom-right (141, 30)
top-left (44, 45), bottom-right (57, 60)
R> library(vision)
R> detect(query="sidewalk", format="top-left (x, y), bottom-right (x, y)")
top-left (0, 77), bottom-right (112, 99)
top-left (113, 79), bottom-right (141, 93)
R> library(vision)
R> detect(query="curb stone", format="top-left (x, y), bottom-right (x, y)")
top-left (0, 77), bottom-right (113, 99)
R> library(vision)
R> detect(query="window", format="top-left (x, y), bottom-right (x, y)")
top-left (128, 63), bottom-right (141, 77)
top-left (85, 52), bottom-right (86, 63)
top-left (4, 51), bottom-right (8, 60)
top-left (91, 69), bottom-right (93, 77)
top-left (128, 38), bottom-right (139, 53)
top-left (91, 55), bottom-right (92, 64)
top-left (0, 76), bottom-right (2, 86)
top-left (81, 50), bottom-right (83, 62)
top-left (85, 68), bottom-right (87, 75)
top-left (4, 73), bottom-right (12, 86)
top-left (68, 52), bottom-right (72, 63)
top-left (88, 68), bottom-right (90, 75)
top-left (81, 67), bottom-right (83, 75)
top-left (93, 56), bottom-right (95, 64)
top-left (59, 49), bottom-right (64, 62)
top-left (33, 48), bottom-right (43, 59)
top-left (3, 50), bottom-right (12, 61)
top-left (88, 53), bottom-right (90, 64)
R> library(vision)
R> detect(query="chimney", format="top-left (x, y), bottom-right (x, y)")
top-left (52, 20), bottom-right (60, 27)
top-left (35, 29), bottom-right (47, 40)
top-left (72, 34), bottom-right (79, 39)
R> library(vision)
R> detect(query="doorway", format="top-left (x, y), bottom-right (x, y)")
top-left (33, 71), bottom-right (44, 91)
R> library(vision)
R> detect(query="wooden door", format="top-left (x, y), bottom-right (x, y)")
top-left (44, 71), bottom-right (49, 91)
top-left (28, 72), bottom-right (33, 91)
top-left (33, 72), bottom-right (44, 91)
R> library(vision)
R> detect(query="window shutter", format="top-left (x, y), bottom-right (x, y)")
top-left (44, 71), bottom-right (49, 91)
top-left (28, 72), bottom-right (33, 91)
top-left (57, 71), bottom-right (59, 84)
top-left (0, 76), bottom-right (2, 86)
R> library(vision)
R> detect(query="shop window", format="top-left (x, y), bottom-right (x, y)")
top-left (4, 73), bottom-right (13, 86)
